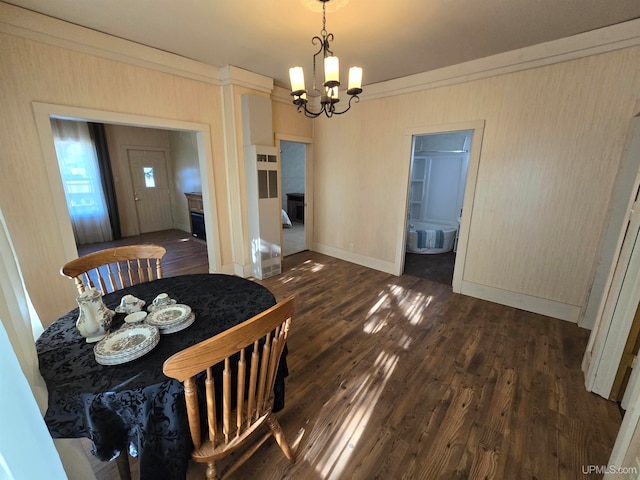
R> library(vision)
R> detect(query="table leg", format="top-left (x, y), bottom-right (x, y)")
top-left (115, 451), bottom-right (131, 480)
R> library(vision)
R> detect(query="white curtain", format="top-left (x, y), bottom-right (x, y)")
top-left (0, 208), bottom-right (96, 479)
top-left (51, 119), bottom-right (113, 245)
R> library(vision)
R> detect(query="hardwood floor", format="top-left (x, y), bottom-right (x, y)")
top-left (77, 229), bottom-right (209, 277)
top-left (83, 238), bottom-right (622, 480)
top-left (404, 251), bottom-right (456, 286)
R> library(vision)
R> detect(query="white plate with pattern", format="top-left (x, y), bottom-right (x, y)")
top-left (158, 312), bottom-right (196, 334)
top-left (94, 324), bottom-right (160, 365)
top-left (146, 304), bottom-right (192, 328)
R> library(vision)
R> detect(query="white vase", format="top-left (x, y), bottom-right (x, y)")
top-left (76, 288), bottom-right (114, 343)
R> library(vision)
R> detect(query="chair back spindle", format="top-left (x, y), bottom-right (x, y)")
top-left (61, 244), bottom-right (166, 295)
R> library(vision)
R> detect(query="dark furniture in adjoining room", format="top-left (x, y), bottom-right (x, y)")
top-left (185, 192), bottom-right (206, 241)
top-left (286, 192), bottom-right (305, 223)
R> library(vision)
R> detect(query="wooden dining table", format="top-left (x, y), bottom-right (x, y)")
top-left (36, 273), bottom-right (286, 480)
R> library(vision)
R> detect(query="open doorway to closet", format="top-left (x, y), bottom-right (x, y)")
top-left (404, 130), bottom-right (473, 285)
top-left (280, 140), bottom-right (307, 256)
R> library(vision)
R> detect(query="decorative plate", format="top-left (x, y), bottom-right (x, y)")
top-left (115, 299), bottom-right (146, 314)
top-left (147, 299), bottom-right (177, 312)
top-left (146, 304), bottom-right (192, 328)
top-left (94, 324), bottom-right (160, 365)
top-left (158, 313), bottom-right (196, 334)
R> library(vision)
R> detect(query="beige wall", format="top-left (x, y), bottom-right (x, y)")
top-left (0, 32), bottom-right (236, 325)
top-left (168, 130), bottom-right (201, 233)
top-left (273, 101), bottom-right (313, 140)
top-left (313, 47), bottom-right (640, 320)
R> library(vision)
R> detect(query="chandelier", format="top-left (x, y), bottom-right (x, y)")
top-left (289, 0), bottom-right (363, 118)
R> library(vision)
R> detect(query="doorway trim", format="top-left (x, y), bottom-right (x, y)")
top-left (32, 102), bottom-right (222, 272)
top-left (398, 120), bottom-right (485, 292)
top-left (584, 115), bottom-right (640, 396)
top-left (275, 133), bottom-right (313, 254)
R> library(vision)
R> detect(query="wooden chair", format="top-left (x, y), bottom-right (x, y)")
top-left (61, 244), bottom-right (166, 294)
top-left (163, 295), bottom-right (297, 480)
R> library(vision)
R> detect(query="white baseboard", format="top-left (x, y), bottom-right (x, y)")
top-left (312, 243), bottom-right (398, 275)
top-left (299, 243), bottom-right (581, 323)
top-left (460, 280), bottom-right (581, 323)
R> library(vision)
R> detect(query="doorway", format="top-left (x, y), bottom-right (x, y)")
top-left (403, 130), bottom-right (472, 285)
top-left (33, 102), bottom-right (222, 273)
top-left (281, 140), bottom-right (307, 256)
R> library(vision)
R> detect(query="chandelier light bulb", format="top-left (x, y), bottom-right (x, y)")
top-left (325, 85), bottom-right (339, 99)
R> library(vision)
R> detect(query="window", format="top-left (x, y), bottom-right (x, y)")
top-left (143, 167), bottom-right (156, 188)
top-left (51, 118), bottom-right (113, 244)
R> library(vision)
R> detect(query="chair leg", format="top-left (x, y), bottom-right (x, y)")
top-left (265, 415), bottom-right (295, 462)
top-left (115, 451), bottom-right (131, 480)
top-left (205, 461), bottom-right (217, 480)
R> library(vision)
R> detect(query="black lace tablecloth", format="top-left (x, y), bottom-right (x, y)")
top-left (36, 274), bottom-right (282, 480)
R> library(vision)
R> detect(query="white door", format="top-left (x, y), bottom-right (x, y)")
top-left (128, 149), bottom-right (173, 233)
top-left (584, 115), bottom-right (640, 397)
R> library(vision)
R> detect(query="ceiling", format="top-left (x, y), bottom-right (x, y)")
top-left (5, 0), bottom-right (640, 89)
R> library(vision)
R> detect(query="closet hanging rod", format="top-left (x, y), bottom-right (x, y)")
top-left (414, 149), bottom-right (468, 154)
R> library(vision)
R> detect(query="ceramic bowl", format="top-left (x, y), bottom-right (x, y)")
top-left (124, 311), bottom-right (147, 324)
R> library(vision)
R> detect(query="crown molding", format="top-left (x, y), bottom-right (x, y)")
top-left (219, 66), bottom-right (273, 94)
top-left (271, 85), bottom-right (294, 104)
top-left (0, 2), bottom-right (223, 84)
top-left (363, 18), bottom-right (640, 101)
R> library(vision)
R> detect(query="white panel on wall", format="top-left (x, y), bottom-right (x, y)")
top-left (245, 145), bottom-right (281, 279)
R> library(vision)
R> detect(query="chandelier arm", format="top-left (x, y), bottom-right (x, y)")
top-left (325, 94), bottom-right (360, 117)
top-left (297, 102), bottom-right (325, 119)
top-left (297, 93), bottom-right (360, 119)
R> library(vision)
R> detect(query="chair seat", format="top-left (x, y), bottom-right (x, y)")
top-left (192, 413), bottom-right (269, 462)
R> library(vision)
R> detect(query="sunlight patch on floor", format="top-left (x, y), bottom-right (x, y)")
top-left (277, 260), bottom-right (325, 284)
top-left (363, 285), bottom-right (434, 338)
top-left (389, 283), bottom-right (433, 326)
top-left (303, 351), bottom-right (398, 480)
top-left (294, 259), bottom-right (325, 273)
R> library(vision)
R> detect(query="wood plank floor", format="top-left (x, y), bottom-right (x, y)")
top-left (77, 229), bottom-right (210, 277)
top-left (82, 235), bottom-right (622, 480)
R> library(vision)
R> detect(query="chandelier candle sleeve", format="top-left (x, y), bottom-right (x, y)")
top-left (324, 56), bottom-right (340, 86)
top-left (289, 67), bottom-right (306, 94)
top-left (348, 67), bottom-right (363, 91)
